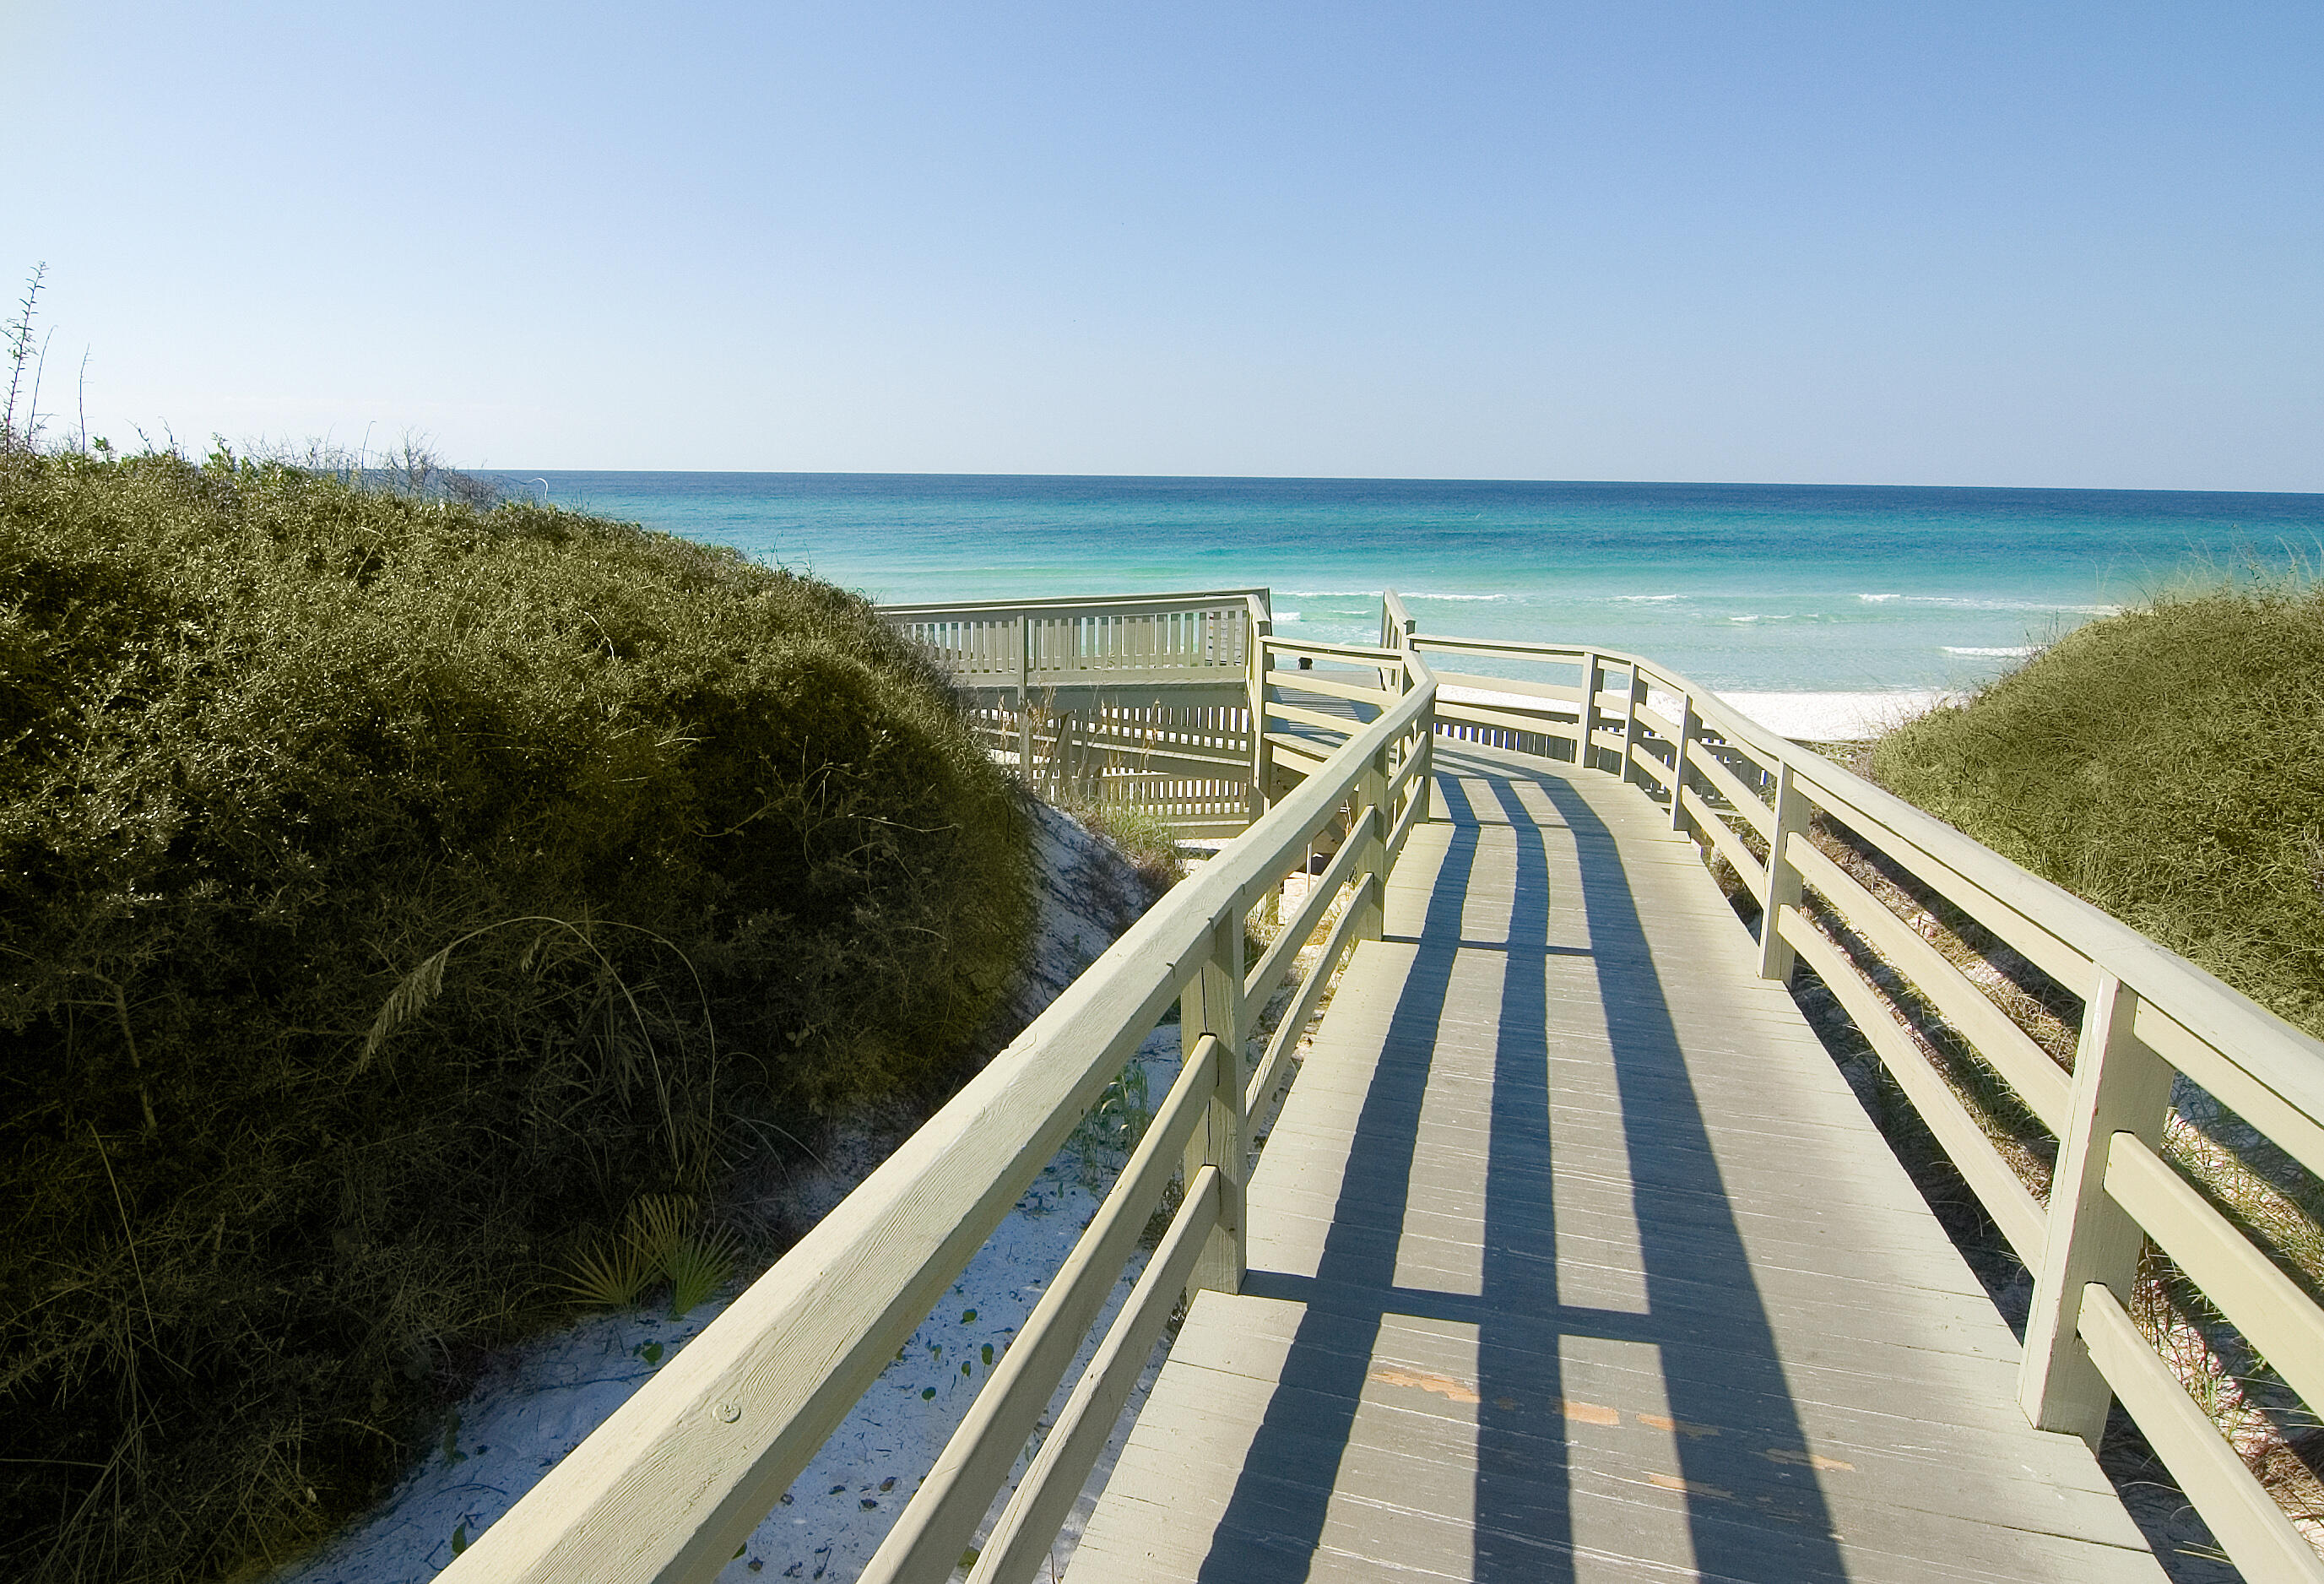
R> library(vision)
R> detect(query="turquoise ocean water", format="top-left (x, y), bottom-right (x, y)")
top-left (490, 474), bottom-right (2323, 695)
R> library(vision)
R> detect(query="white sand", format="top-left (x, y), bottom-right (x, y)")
top-left (1440, 682), bottom-right (1957, 743)
top-left (1701, 690), bottom-right (1958, 740)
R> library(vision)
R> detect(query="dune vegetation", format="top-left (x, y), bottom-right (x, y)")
top-left (0, 446), bottom-right (1029, 1583)
top-left (1871, 577), bottom-right (2324, 1038)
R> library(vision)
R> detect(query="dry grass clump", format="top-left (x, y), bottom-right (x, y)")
top-left (0, 446), bottom-right (1028, 1582)
top-left (1009, 690), bottom-right (1194, 899)
top-left (1063, 800), bottom-right (1189, 898)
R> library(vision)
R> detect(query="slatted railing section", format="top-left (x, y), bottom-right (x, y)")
top-left (884, 589), bottom-right (1270, 686)
top-left (884, 590), bottom-right (1271, 835)
top-left (1391, 600), bottom-right (2324, 1581)
top-left (440, 638), bottom-right (1437, 1584)
top-left (993, 697), bottom-right (1260, 837)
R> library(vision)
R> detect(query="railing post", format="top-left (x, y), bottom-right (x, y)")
top-left (1390, 615), bottom-right (1434, 826)
top-left (1756, 762), bottom-right (1808, 981)
top-left (1181, 911), bottom-right (1247, 1297)
top-left (1353, 745), bottom-right (1390, 942)
top-left (1014, 616), bottom-right (1033, 780)
top-left (1578, 652), bottom-right (1601, 771)
top-left (1668, 693), bottom-right (1700, 835)
top-left (1247, 615), bottom-right (1273, 821)
top-left (1415, 697), bottom-right (1437, 825)
top-left (1411, 676), bottom-right (1436, 826)
top-left (2019, 969), bottom-right (2174, 1446)
top-left (1617, 662), bottom-right (1644, 788)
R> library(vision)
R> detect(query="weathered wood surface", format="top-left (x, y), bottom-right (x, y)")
top-left (1070, 743), bottom-right (2167, 1582)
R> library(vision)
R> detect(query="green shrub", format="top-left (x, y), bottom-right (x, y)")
top-left (0, 448), bottom-right (1028, 1582)
top-left (1871, 580), bottom-right (2324, 1035)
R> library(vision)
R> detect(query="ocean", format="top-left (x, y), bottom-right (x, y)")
top-left (486, 473), bottom-right (2321, 719)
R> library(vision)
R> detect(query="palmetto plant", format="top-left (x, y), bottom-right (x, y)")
top-left (560, 1195), bottom-right (742, 1316)
top-left (561, 1237), bottom-right (657, 1310)
top-left (664, 1224), bottom-right (743, 1318)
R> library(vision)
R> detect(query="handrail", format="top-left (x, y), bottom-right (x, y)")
top-left (442, 631), bottom-right (1435, 1584)
top-left (878, 587), bottom-right (1272, 619)
top-left (1393, 612), bottom-right (2324, 1581)
top-left (880, 589), bottom-right (1269, 673)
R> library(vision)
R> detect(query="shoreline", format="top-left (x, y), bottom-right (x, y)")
top-left (1440, 684), bottom-right (1957, 744)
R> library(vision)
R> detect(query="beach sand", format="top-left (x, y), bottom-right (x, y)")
top-left (1700, 689), bottom-right (1956, 740)
top-left (1441, 684), bottom-right (1956, 744)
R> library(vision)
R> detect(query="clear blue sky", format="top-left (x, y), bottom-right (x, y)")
top-left (7, 2), bottom-right (2319, 488)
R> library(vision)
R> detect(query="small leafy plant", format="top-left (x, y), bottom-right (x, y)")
top-left (1069, 1060), bottom-right (1154, 1190)
top-left (561, 1194), bottom-right (741, 1315)
top-left (664, 1224), bottom-right (741, 1317)
top-left (560, 1236), bottom-right (656, 1310)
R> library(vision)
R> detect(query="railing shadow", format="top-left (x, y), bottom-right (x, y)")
top-left (1195, 778), bottom-right (1482, 1580)
top-left (1197, 754), bottom-right (1850, 1581)
top-left (1516, 769), bottom-right (1847, 1580)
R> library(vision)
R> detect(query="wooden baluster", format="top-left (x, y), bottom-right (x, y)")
top-left (1756, 762), bottom-right (1808, 981)
top-left (2020, 969), bottom-right (2174, 1446)
top-left (1668, 693), bottom-right (1700, 836)
top-left (1181, 910), bottom-right (1247, 1296)
top-left (1354, 744), bottom-right (1390, 943)
top-left (1618, 663), bottom-right (1644, 788)
top-left (1014, 616), bottom-right (1032, 778)
top-left (1578, 651), bottom-right (1601, 772)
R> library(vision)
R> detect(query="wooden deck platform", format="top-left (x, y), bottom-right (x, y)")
top-left (1070, 745), bottom-right (2169, 1582)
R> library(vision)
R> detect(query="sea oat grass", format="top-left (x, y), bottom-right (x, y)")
top-left (1872, 578), bottom-right (2324, 1038)
top-left (1063, 797), bottom-right (1189, 898)
top-left (0, 445), bottom-right (1029, 1582)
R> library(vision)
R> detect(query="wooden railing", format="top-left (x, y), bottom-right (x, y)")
top-left (1390, 612), bottom-right (2324, 1582)
top-left (882, 590), bottom-right (1272, 836)
top-left (883, 588), bottom-right (1270, 687)
top-left (439, 626), bottom-right (1435, 1584)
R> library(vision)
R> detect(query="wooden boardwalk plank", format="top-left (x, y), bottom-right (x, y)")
top-left (1070, 746), bottom-right (2166, 1582)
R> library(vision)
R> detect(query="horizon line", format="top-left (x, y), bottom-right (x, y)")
top-left (463, 469), bottom-right (2324, 500)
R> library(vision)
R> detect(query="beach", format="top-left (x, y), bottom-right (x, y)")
top-left (1439, 682), bottom-right (1956, 743)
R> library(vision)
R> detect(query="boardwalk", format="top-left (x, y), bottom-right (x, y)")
top-left (1072, 743), bottom-right (2168, 1582)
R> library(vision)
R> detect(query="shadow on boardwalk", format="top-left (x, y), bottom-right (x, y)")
top-left (1209, 767), bottom-right (1846, 1580)
top-left (1075, 745), bottom-right (2161, 1583)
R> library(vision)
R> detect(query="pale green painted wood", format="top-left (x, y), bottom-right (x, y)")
top-left (2020, 973), bottom-right (2175, 1444)
top-left (2080, 1286), bottom-right (2324, 1583)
